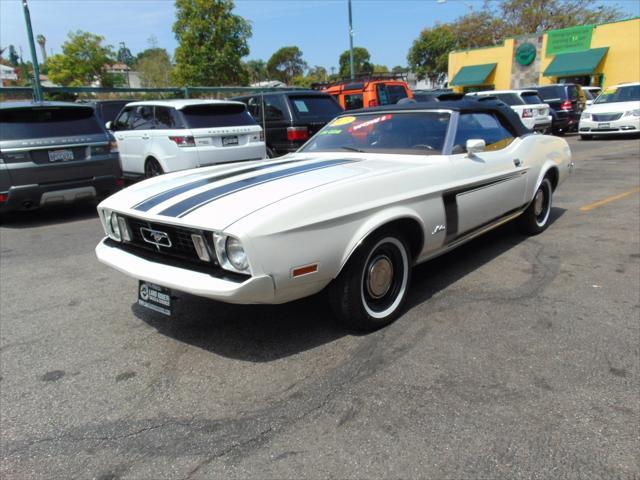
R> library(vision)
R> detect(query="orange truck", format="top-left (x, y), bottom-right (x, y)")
top-left (317, 75), bottom-right (413, 110)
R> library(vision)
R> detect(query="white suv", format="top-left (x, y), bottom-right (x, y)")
top-left (467, 90), bottom-right (551, 133)
top-left (108, 100), bottom-right (266, 178)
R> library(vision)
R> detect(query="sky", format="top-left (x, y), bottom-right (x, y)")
top-left (1, 0), bottom-right (639, 71)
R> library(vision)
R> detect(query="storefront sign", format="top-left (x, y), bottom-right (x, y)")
top-left (516, 42), bottom-right (537, 66)
top-left (546, 25), bottom-right (593, 55)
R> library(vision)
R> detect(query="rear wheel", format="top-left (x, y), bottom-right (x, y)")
top-left (519, 177), bottom-right (553, 235)
top-left (329, 231), bottom-right (412, 331)
top-left (144, 158), bottom-right (163, 178)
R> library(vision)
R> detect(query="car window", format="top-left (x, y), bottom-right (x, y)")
top-left (99, 102), bottom-right (128, 124)
top-left (130, 105), bottom-right (155, 130)
top-left (536, 86), bottom-right (564, 101)
top-left (179, 103), bottom-right (257, 128)
top-left (245, 97), bottom-right (261, 118)
top-left (264, 95), bottom-right (287, 121)
top-left (494, 93), bottom-right (525, 106)
top-left (0, 106), bottom-right (103, 140)
top-left (567, 86), bottom-right (578, 100)
top-left (344, 93), bottom-right (363, 110)
top-left (301, 112), bottom-right (450, 155)
top-left (155, 106), bottom-right (180, 129)
top-left (521, 92), bottom-right (544, 104)
top-left (288, 95), bottom-right (342, 119)
top-left (454, 112), bottom-right (515, 152)
top-left (386, 84), bottom-right (409, 104)
top-left (113, 108), bottom-right (133, 131)
top-left (594, 84), bottom-right (640, 104)
top-left (376, 84), bottom-right (390, 105)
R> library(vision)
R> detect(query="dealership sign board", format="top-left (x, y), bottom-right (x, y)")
top-left (546, 25), bottom-right (593, 55)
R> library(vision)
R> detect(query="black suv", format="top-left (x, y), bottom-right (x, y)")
top-left (82, 99), bottom-right (133, 125)
top-left (233, 90), bottom-right (343, 157)
top-left (0, 102), bottom-right (122, 213)
top-left (530, 84), bottom-right (587, 135)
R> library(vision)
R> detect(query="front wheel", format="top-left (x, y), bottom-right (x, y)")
top-left (329, 231), bottom-right (412, 331)
top-left (519, 177), bottom-right (553, 235)
top-left (580, 134), bottom-right (593, 140)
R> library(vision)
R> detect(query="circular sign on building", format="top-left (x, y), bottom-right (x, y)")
top-left (516, 42), bottom-right (537, 66)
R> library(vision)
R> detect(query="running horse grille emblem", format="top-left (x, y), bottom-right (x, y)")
top-left (140, 227), bottom-right (172, 250)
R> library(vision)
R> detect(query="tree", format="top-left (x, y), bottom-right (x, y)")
top-left (171, 0), bottom-right (251, 86)
top-left (339, 47), bottom-right (372, 77)
top-left (307, 65), bottom-right (327, 82)
top-left (245, 59), bottom-right (267, 83)
top-left (498, 0), bottom-right (622, 35)
top-left (136, 48), bottom-right (173, 88)
top-left (46, 31), bottom-right (117, 86)
top-left (407, 23), bottom-right (457, 83)
top-left (373, 64), bottom-right (389, 74)
top-left (267, 46), bottom-right (307, 84)
top-left (117, 44), bottom-right (135, 66)
top-left (8, 45), bottom-right (20, 66)
top-left (449, 10), bottom-right (508, 49)
top-left (392, 65), bottom-right (409, 74)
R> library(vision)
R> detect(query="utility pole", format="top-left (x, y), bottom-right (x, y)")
top-left (348, 0), bottom-right (354, 79)
top-left (22, 0), bottom-right (43, 102)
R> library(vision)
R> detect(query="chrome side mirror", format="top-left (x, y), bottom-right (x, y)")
top-left (466, 138), bottom-right (486, 154)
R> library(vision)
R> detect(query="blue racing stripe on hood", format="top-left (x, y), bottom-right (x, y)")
top-left (132, 159), bottom-right (300, 212)
top-left (158, 159), bottom-right (357, 218)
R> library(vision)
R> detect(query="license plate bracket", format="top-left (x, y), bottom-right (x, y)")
top-left (48, 149), bottom-right (74, 162)
top-left (138, 281), bottom-right (172, 316)
top-left (222, 135), bottom-right (239, 146)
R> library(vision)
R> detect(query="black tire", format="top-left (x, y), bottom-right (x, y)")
top-left (580, 134), bottom-right (593, 140)
top-left (519, 177), bottom-right (553, 235)
top-left (329, 230), bottom-right (412, 331)
top-left (144, 158), bottom-right (164, 178)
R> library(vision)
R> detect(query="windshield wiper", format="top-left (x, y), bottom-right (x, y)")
top-left (338, 146), bottom-right (365, 152)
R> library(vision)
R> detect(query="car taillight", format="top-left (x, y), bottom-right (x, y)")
top-left (0, 193), bottom-right (8, 203)
top-left (286, 127), bottom-right (308, 142)
top-left (109, 140), bottom-right (119, 153)
top-left (116, 178), bottom-right (125, 188)
top-left (522, 108), bottom-right (533, 118)
top-left (169, 136), bottom-right (196, 147)
top-left (560, 100), bottom-right (573, 110)
top-left (369, 99), bottom-right (378, 107)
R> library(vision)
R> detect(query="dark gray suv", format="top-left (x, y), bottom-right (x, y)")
top-left (0, 102), bottom-right (123, 213)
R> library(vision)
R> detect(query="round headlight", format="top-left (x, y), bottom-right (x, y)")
top-left (110, 212), bottom-right (121, 241)
top-left (225, 237), bottom-right (248, 271)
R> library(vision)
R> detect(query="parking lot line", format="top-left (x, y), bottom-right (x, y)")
top-left (579, 187), bottom-right (640, 212)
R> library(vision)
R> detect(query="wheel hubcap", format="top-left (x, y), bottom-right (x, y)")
top-left (534, 189), bottom-right (545, 216)
top-left (366, 255), bottom-right (394, 299)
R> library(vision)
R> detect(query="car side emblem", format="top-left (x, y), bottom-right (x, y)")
top-left (140, 227), bottom-right (172, 249)
top-left (431, 224), bottom-right (446, 235)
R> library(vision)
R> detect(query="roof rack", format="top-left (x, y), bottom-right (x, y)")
top-left (311, 72), bottom-right (409, 90)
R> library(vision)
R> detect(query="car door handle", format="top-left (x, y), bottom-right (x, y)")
top-left (513, 158), bottom-right (522, 167)
top-left (116, 136), bottom-right (124, 141)
top-left (141, 134), bottom-right (150, 140)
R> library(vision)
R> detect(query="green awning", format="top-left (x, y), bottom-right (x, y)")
top-left (450, 63), bottom-right (497, 87)
top-left (543, 47), bottom-right (608, 77)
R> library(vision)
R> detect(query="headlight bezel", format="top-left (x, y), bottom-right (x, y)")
top-left (213, 233), bottom-right (251, 274)
top-left (624, 109), bottom-right (640, 117)
top-left (580, 111), bottom-right (591, 120)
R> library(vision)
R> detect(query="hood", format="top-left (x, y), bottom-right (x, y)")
top-left (103, 154), bottom-right (415, 230)
top-left (586, 100), bottom-right (640, 114)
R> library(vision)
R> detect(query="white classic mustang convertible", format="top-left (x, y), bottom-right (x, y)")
top-left (96, 98), bottom-right (572, 330)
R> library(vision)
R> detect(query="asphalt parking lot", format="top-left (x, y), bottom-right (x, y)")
top-left (1, 135), bottom-right (639, 479)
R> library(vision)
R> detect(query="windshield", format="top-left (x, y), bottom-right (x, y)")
top-left (594, 85), bottom-right (640, 104)
top-left (0, 106), bottom-right (103, 141)
top-left (180, 103), bottom-right (257, 128)
top-left (300, 111), bottom-right (450, 155)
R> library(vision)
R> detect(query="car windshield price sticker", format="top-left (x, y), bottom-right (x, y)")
top-left (138, 281), bottom-right (172, 316)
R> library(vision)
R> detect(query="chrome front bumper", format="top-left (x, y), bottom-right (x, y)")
top-left (95, 239), bottom-right (275, 304)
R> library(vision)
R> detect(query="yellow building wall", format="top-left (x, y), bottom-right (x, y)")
top-left (448, 39), bottom-right (515, 92)
top-left (539, 18), bottom-right (640, 88)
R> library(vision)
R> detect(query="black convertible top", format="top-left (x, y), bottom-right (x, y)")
top-left (350, 96), bottom-right (530, 136)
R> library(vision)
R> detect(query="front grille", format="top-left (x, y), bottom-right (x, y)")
top-left (592, 113), bottom-right (622, 122)
top-left (123, 215), bottom-right (218, 266)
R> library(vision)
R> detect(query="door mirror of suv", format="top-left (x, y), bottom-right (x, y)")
top-left (105, 121), bottom-right (113, 131)
top-left (466, 139), bottom-right (486, 154)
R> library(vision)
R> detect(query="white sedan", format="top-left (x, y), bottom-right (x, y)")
top-left (579, 82), bottom-right (640, 139)
top-left (96, 99), bottom-right (572, 331)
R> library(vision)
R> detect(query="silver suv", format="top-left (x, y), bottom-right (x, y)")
top-left (0, 101), bottom-right (122, 213)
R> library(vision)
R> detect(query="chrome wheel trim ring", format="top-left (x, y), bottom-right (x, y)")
top-left (535, 180), bottom-right (552, 227)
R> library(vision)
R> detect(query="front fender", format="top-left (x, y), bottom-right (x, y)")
top-left (337, 207), bottom-right (426, 274)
